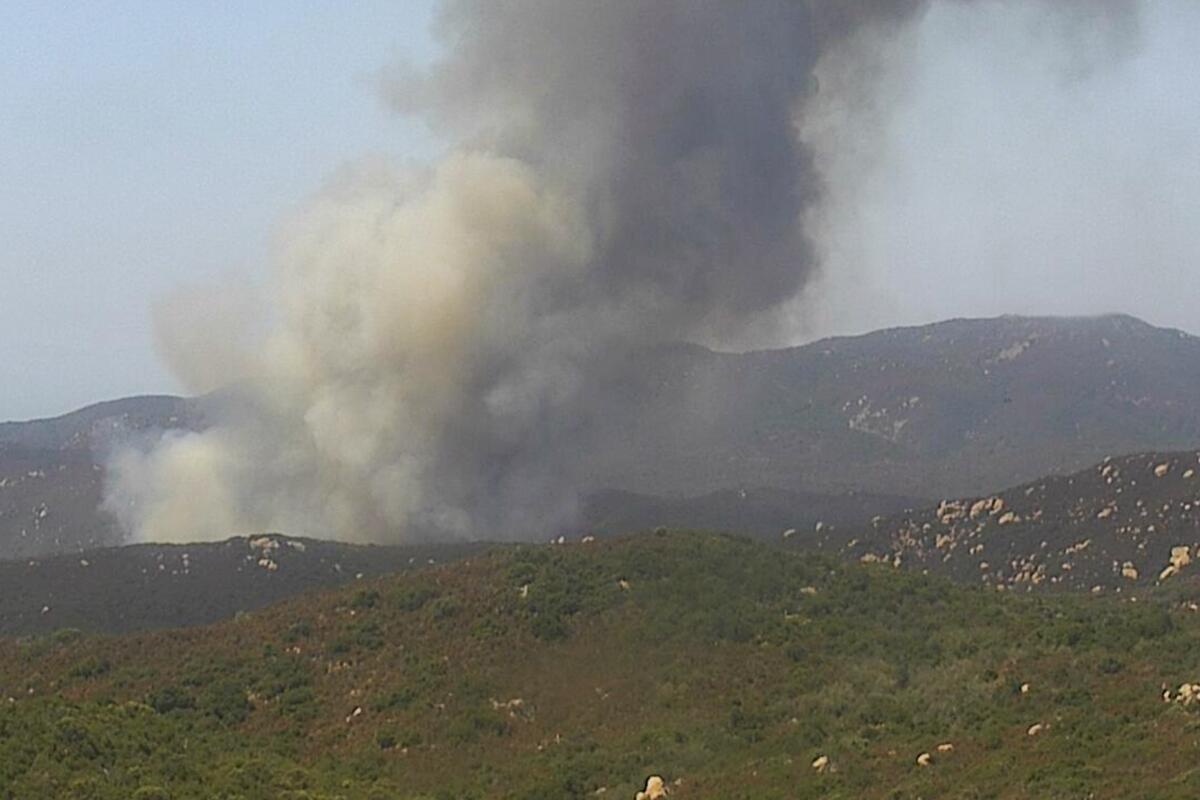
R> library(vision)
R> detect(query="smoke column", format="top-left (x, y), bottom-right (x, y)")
top-left (105, 1), bottom-right (1140, 544)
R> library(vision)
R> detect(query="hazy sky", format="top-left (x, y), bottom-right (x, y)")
top-left (3, 1), bottom-right (1199, 421)
top-left (0, 1), bottom-right (438, 420)
top-left (798, 0), bottom-right (1200, 343)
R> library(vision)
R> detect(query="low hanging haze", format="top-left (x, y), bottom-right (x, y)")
top-left (2, 0), bottom-right (1199, 421)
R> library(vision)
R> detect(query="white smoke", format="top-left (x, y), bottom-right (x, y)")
top-left (106, 1), bottom-right (1147, 544)
top-left (108, 153), bottom-right (594, 542)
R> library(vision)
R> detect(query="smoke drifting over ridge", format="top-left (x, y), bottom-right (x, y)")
top-left (106, 1), bottom-right (1143, 544)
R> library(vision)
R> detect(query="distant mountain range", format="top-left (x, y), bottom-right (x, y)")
top-left (601, 313), bottom-right (1200, 499)
top-left (6, 313), bottom-right (1200, 561)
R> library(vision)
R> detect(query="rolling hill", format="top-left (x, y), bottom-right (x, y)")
top-left (0, 534), bottom-right (486, 638)
top-left (14, 445), bottom-right (1200, 640)
top-left (0, 488), bottom-right (920, 638)
top-left (4, 531), bottom-right (1200, 798)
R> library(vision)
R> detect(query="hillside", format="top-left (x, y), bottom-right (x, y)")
top-left (0, 534), bottom-right (486, 637)
top-left (0, 395), bottom-right (200, 454)
top-left (580, 487), bottom-right (924, 542)
top-left (0, 484), bottom-right (921, 639)
top-left (5, 531), bottom-right (1200, 798)
top-left (832, 449), bottom-right (1200, 595)
top-left (0, 396), bottom-right (204, 559)
top-left (602, 314), bottom-right (1200, 499)
top-left (9, 314), bottom-right (1200, 560)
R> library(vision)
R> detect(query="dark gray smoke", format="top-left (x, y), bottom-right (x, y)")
top-left (104, 1), bottom-right (1142, 544)
top-left (388, 2), bottom-right (938, 339)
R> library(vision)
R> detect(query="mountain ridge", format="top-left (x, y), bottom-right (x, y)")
top-left (7, 313), bottom-right (1200, 559)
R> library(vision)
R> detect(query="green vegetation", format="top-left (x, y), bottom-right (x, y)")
top-left (4, 530), bottom-right (1200, 798)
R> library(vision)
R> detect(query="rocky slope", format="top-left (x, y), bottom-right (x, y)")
top-left (604, 313), bottom-right (1200, 499)
top-left (833, 449), bottom-right (1200, 595)
top-left (0, 395), bottom-right (201, 454)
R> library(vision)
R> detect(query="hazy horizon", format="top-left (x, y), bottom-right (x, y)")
top-left (3, 1), bottom-right (1200, 422)
top-left (1, 1), bottom-right (440, 420)
top-left (0, 307), bottom-right (1180, 423)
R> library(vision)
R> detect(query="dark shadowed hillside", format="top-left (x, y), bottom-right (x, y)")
top-left (0, 486), bottom-right (919, 638)
top-left (0, 534), bottom-right (486, 637)
top-left (580, 487), bottom-right (924, 542)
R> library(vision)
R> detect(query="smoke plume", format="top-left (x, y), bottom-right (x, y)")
top-left (106, 1), bottom-right (1142, 543)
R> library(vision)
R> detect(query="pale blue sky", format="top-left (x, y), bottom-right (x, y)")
top-left (0, 1), bottom-right (439, 420)
top-left (3, 2), bottom-right (1199, 421)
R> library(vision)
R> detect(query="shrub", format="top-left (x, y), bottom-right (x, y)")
top-left (373, 687), bottom-right (417, 712)
top-left (332, 620), bottom-right (384, 653)
top-left (279, 686), bottom-right (317, 719)
top-left (429, 596), bottom-right (462, 621)
top-left (68, 657), bottom-right (111, 680)
top-left (50, 628), bottom-right (83, 646)
top-left (448, 707), bottom-right (510, 744)
top-left (530, 613), bottom-right (569, 642)
top-left (351, 590), bottom-right (381, 610)
top-left (149, 686), bottom-right (195, 714)
top-left (201, 680), bottom-right (250, 725)
top-left (394, 586), bottom-right (438, 612)
top-left (284, 621), bottom-right (313, 642)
